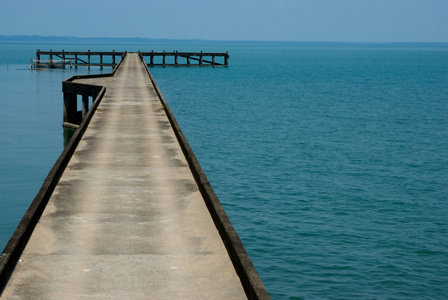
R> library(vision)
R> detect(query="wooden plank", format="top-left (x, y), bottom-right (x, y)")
top-left (75, 57), bottom-right (88, 64)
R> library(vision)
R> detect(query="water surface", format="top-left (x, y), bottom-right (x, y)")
top-left (1, 40), bottom-right (447, 299)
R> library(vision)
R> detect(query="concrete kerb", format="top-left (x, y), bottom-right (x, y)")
top-left (138, 52), bottom-right (270, 300)
top-left (0, 60), bottom-right (112, 295)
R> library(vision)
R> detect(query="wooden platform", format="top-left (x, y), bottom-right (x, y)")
top-left (0, 53), bottom-right (267, 299)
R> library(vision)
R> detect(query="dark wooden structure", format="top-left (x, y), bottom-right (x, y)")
top-left (35, 49), bottom-right (229, 68)
top-left (139, 50), bottom-right (229, 66)
top-left (36, 49), bottom-right (124, 69)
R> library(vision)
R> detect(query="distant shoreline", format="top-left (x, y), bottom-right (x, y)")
top-left (1, 35), bottom-right (448, 47)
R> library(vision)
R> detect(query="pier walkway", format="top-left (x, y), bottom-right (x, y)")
top-left (1, 54), bottom-right (266, 299)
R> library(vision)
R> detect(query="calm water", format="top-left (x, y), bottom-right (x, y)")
top-left (1, 40), bottom-right (447, 299)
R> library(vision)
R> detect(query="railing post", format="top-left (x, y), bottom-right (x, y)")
top-left (49, 49), bottom-right (53, 66)
top-left (199, 51), bottom-right (203, 66)
top-left (74, 53), bottom-right (78, 69)
top-left (88, 50), bottom-right (91, 70)
top-left (212, 56), bottom-right (215, 66)
top-left (82, 95), bottom-right (89, 119)
top-left (150, 50), bottom-right (154, 66)
top-left (100, 54), bottom-right (103, 70)
top-left (36, 49), bottom-right (40, 61)
top-left (174, 50), bottom-right (178, 65)
top-left (187, 55), bottom-right (190, 66)
top-left (62, 49), bottom-right (66, 69)
top-left (225, 51), bottom-right (229, 66)
top-left (112, 50), bottom-right (116, 66)
top-left (163, 50), bottom-right (166, 66)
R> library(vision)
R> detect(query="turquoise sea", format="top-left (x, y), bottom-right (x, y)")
top-left (1, 39), bottom-right (447, 299)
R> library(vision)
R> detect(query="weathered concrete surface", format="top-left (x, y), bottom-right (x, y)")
top-left (1, 54), bottom-right (246, 299)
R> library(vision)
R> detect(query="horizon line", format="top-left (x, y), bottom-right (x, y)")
top-left (1, 35), bottom-right (448, 45)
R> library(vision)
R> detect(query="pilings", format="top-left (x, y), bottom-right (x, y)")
top-left (35, 50), bottom-right (229, 68)
top-left (36, 49), bottom-right (124, 69)
top-left (62, 83), bottom-right (103, 127)
top-left (140, 50), bottom-right (229, 66)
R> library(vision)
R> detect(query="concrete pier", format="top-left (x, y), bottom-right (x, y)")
top-left (0, 53), bottom-right (268, 299)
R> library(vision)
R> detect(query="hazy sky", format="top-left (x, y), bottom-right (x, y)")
top-left (1, 0), bottom-right (447, 42)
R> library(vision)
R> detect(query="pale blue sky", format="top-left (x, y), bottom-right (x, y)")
top-left (1, 0), bottom-right (447, 42)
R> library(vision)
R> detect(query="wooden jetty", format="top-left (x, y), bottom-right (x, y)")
top-left (139, 50), bottom-right (229, 66)
top-left (34, 50), bottom-right (125, 69)
top-left (0, 53), bottom-right (268, 299)
top-left (34, 49), bottom-right (229, 68)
